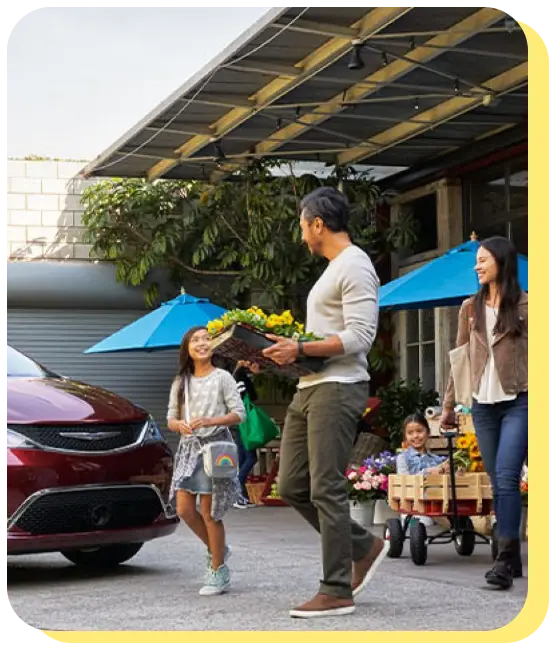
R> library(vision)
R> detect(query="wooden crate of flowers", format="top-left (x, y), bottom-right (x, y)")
top-left (388, 472), bottom-right (493, 516)
top-left (208, 307), bottom-right (324, 379)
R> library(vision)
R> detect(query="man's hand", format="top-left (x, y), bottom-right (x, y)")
top-left (262, 334), bottom-right (299, 366)
top-left (235, 360), bottom-right (260, 374)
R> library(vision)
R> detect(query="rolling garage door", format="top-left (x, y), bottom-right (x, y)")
top-left (7, 308), bottom-right (180, 451)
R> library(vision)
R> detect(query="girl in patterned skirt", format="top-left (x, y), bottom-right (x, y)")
top-left (167, 326), bottom-right (246, 595)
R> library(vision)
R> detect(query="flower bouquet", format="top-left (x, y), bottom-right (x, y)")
top-left (453, 430), bottom-right (484, 472)
top-left (346, 451), bottom-right (397, 503)
top-left (208, 307), bottom-right (325, 379)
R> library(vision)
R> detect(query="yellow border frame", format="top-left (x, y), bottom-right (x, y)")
top-left (0, 0), bottom-right (555, 636)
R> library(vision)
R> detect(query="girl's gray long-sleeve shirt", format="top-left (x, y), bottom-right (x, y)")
top-left (167, 368), bottom-right (246, 436)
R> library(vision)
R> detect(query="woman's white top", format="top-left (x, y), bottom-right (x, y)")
top-left (473, 306), bottom-right (517, 404)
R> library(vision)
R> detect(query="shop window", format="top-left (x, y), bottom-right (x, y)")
top-left (398, 193), bottom-right (438, 260)
top-left (404, 309), bottom-right (436, 391)
top-left (464, 154), bottom-right (528, 255)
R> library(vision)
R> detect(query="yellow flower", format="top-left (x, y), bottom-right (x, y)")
top-left (456, 436), bottom-right (471, 449)
top-left (470, 461), bottom-right (479, 472)
top-left (281, 310), bottom-right (294, 326)
top-left (296, 322), bottom-right (305, 333)
top-left (469, 441), bottom-right (481, 458)
top-left (207, 319), bottom-right (224, 335)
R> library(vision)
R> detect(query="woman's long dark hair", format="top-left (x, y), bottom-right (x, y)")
top-left (176, 325), bottom-right (209, 407)
top-left (474, 236), bottom-right (523, 336)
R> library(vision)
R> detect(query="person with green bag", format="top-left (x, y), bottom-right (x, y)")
top-left (230, 361), bottom-right (264, 508)
top-left (239, 392), bottom-right (280, 452)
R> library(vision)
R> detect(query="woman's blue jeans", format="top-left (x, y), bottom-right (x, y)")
top-left (471, 392), bottom-right (528, 539)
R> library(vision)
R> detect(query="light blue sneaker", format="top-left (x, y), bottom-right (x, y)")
top-left (206, 544), bottom-right (231, 570)
top-left (199, 564), bottom-right (230, 596)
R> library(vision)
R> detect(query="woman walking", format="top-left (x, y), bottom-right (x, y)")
top-left (442, 236), bottom-right (528, 589)
top-left (167, 326), bottom-right (246, 595)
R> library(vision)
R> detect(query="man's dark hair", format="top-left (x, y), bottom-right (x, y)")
top-left (300, 186), bottom-right (350, 233)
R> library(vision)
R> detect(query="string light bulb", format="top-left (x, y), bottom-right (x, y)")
top-left (348, 40), bottom-right (364, 70)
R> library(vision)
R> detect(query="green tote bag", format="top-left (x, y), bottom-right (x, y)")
top-left (238, 394), bottom-right (280, 451)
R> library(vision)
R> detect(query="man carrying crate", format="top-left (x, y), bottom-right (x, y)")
top-left (263, 187), bottom-right (388, 619)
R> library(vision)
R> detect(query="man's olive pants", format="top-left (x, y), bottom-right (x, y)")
top-left (278, 381), bottom-right (376, 598)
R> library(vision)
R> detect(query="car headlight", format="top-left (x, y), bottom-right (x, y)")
top-left (142, 417), bottom-right (164, 445)
top-left (7, 428), bottom-right (38, 449)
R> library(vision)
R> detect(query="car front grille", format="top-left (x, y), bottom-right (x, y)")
top-left (10, 486), bottom-right (164, 535)
top-left (9, 421), bottom-right (146, 453)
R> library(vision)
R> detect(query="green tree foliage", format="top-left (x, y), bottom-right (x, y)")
top-left (81, 160), bottom-right (418, 310)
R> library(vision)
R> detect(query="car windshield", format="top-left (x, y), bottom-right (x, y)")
top-left (7, 346), bottom-right (59, 378)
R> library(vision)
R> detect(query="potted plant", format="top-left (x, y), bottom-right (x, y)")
top-left (346, 451), bottom-right (397, 527)
top-left (364, 451), bottom-right (400, 524)
top-left (207, 307), bottom-right (324, 378)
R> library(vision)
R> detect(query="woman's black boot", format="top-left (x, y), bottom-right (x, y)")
top-left (491, 539), bottom-right (523, 578)
top-left (486, 538), bottom-right (519, 589)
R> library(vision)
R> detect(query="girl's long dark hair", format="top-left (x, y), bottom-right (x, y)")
top-left (176, 325), bottom-right (209, 407)
top-left (474, 236), bottom-right (523, 336)
top-left (403, 412), bottom-right (430, 440)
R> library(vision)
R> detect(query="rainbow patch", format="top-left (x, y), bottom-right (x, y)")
top-left (216, 454), bottom-right (236, 467)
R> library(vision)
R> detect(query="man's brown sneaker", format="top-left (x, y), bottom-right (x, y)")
top-left (352, 537), bottom-right (389, 598)
top-left (289, 593), bottom-right (355, 619)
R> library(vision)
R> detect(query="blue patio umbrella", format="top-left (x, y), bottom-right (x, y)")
top-left (379, 239), bottom-right (528, 311)
top-left (84, 292), bottom-right (226, 353)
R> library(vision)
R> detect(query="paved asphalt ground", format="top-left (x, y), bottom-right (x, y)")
top-left (8, 507), bottom-right (527, 632)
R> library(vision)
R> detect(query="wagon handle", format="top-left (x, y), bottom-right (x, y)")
top-left (440, 423), bottom-right (460, 525)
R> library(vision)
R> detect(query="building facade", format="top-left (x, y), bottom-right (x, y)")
top-left (387, 138), bottom-right (528, 397)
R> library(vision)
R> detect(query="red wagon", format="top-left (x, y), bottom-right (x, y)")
top-left (384, 428), bottom-right (494, 565)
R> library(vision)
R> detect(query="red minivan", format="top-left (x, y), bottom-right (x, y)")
top-left (7, 345), bottom-right (178, 567)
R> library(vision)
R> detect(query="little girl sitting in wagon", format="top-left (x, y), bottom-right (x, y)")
top-left (396, 413), bottom-right (449, 477)
top-left (396, 413), bottom-right (450, 528)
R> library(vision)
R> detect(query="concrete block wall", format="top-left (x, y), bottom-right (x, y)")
top-left (7, 160), bottom-right (98, 261)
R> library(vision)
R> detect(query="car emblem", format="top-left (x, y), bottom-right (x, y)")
top-left (59, 431), bottom-right (120, 440)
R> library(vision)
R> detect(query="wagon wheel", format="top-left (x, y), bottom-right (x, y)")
top-left (409, 520), bottom-right (428, 565)
top-left (384, 518), bottom-right (404, 558)
top-left (454, 516), bottom-right (476, 556)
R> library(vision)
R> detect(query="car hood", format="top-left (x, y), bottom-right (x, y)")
top-left (7, 377), bottom-right (148, 424)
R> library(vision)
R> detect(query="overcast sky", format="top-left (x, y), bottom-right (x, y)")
top-left (7, 7), bottom-right (269, 160)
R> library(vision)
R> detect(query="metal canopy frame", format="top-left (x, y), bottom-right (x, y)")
top-left (81, 7), bottom-right (528, 182)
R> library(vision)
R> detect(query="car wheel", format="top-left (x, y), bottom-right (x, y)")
top-left (61, 543), bottom-right (143, 568)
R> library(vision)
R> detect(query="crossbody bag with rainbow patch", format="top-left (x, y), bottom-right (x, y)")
top-left (183, 374), bottom-right (239, 480)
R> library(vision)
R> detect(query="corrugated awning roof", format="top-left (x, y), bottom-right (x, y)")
top-left (81, 6), bottom-right (528, 182)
